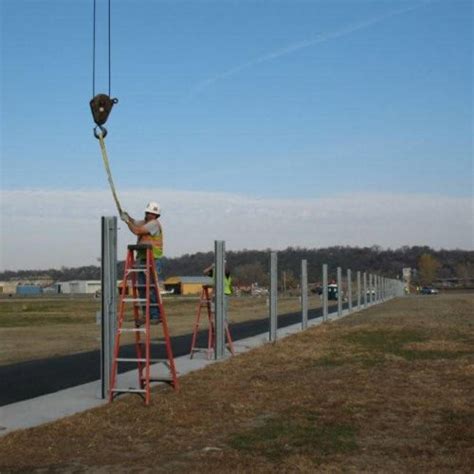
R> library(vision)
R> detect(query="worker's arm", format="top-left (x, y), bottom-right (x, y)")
top-left (120, 212), bottom-right (149, 236)
top-left (126, 220), bottom-right (150, 236)
top-left (203, 263), bottom-right (214, 276)
top-left (120, 211), bottom-right (136, 225)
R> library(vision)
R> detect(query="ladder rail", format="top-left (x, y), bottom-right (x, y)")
top-left (109, 245), bottom-right (179, 404)
top-left (189, 285), bottom-right (235, 359)
top-left (109, 249), bottom-right (132, 400)
top-left (151, 251), bottom-right (179, 390)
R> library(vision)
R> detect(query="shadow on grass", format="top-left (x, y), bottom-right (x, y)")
top-left (228, 412), bottom-right (357, 463)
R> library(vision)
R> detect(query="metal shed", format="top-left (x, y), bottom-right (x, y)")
top-left (164, 276), bottom-right (212, 295)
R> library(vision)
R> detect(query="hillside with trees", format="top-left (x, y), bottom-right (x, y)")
top-left (1, 246), bottom-right (473, 287)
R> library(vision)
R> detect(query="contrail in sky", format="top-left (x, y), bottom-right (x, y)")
top-left (188, 0), bottom-right (431, 98)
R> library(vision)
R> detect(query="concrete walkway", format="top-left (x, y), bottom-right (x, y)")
top-left (0, 302), bottom-right (380, 437)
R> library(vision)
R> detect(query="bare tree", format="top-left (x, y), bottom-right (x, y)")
top-left (418, 254), bottom-right (441, 286)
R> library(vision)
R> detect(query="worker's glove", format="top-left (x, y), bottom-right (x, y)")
top-left (120, 211), bottom-right (130, 223)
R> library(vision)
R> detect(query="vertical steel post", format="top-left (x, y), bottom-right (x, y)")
top-left (375, 275), bottom-right (378, 303)
top-left (214, 240), bottom-right (225, 359)
top-left (363, 272), bottom-right (368, 308)
top-left (301, 260), bottom-right (308, 329)
top-left (322, 264), bottom-right (328, 321)
top-left (337, 267), bottom-right (342, 316)
top-left (369, 274), bottom-right (373, 305)
top-left (376, 275), bottom-right (379, 302)
top-left (374, 275), bottom-right (378, 303)
top-left (101, 216), bottom-right (117, 399)
top-left (357, 271), bottom-right (361, 310)
top-left (374, 275), bottom-right (377, 303)
top-left (269, 252), bottom-right (278, 341)
top-left (347, 269), bottom-right (352, 313)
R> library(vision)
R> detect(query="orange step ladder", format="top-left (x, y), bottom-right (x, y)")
top-left (110, 244), bottom-right (178, 405)
top-left (189, 285), bottom-right (235, 359)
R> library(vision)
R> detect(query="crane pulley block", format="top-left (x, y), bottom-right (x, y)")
top-left (90, 94), bottom-right (118, 138)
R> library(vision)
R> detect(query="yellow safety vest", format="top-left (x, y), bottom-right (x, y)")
top-left (138, 221), bottom-right (163, 260)
top-left (224, 275), bottom-right (232, 295)
top-left (210, 273), bottom-right (232, 295)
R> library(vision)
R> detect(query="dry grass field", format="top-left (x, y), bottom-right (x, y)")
top-left (0, 293), bottom-right (473, 473)
top-left (0, 294), bottom-right (324, 365)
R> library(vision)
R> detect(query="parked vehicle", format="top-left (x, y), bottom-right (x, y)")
top-left (420, 287), bottom-right (439, 295)
top-left (328, 283), bottom-right (339, 301)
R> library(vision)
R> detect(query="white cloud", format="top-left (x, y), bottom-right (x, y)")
top-left (0, 188), bottom-right (472, 270)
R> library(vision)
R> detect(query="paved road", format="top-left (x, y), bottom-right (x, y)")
top-left (0, 304), bottom-right (351, 406)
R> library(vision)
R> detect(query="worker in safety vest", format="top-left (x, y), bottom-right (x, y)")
top-left (120, 202), bottom-right (163, 324)
top-left (203, 263), bottom-right (232, 322)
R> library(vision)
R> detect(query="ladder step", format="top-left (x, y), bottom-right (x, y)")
top-left (121, 299), bottom-right (161, 306)
top-left (116, 358), bottom-right (147, 362)
top-left (191, 348), bottom-right (211, 353)
top-left (119, 328), bottom-right (147, 333)
top-left (116, 357), bottom-right (169, 363)
top-left (111, 388), bottom-right (146, 393)
top-left (143, 377), bottom-right (173, 383)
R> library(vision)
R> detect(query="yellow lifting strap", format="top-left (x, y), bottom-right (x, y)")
top-left (98, 132), bottom-right (123, 215)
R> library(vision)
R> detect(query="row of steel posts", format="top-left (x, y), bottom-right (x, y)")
top-left (100, 222), bottom-right (405, 396)
top-left (268, 253), bottom-right (405, 342)
top-left (214, 245), bottom-right (405, 350)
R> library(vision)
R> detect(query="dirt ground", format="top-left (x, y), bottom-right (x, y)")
top-left (0, 295), bottom-right (324, 365)
top-left (0, 293), bottom-right (473, 473)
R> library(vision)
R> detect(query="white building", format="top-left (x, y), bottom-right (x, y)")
top-left (58, 281), bottom-right (101, 295)
top-left (0, 281), bottom-right (19, 295)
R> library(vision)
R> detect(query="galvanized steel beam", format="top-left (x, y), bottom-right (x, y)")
top-left (214, 240), bottom-right (225, 359)
top-left (101, 216), bottom-right (117, 399)
top-left (322, 264), bottom-right (328, 321)
top-left (301, 260), bottom-right (308, 329)
top-left (337, 267), bottom-right (342, 316)
top-left (269, 252), bottom-right (278, 341)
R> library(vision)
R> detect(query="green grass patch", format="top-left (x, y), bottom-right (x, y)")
top-left (312, 354), bottom-right (346, 368)
top-left (228, 413), bottom-right (357, 462)
top-left (398, 349), bottom-right (472, 361)
top-left (0, 314), bottom-right (94, 328)
top-left (343, 329), bottom-right (427, 353)
top-left (342, 329), bottom-right (473, 362)
top-left (0, 300), bottom-right (98, 327)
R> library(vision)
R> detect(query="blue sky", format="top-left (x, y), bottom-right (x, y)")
top-left (0, 0), bottom-right (473, 269)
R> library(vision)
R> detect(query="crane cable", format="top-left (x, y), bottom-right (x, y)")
top-left (90, 0), bottom-right (122, 215)
top-left (92, 0), bottom-right (112, 98)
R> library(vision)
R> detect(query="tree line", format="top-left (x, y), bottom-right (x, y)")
top-left (1, 246), bottom-right (473, 287)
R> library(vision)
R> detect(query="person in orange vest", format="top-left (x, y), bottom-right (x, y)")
top-left (121, 202), bottom-right (163, 324)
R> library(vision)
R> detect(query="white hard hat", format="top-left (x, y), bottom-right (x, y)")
top-left (144, 201), bottom-right (161, 215)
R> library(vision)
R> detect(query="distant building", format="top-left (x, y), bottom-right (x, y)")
top-left (16, 284), bottom-right (43, 296)
top-left (43, 284), bottom-right (61, 294)
top-left (58, 280), bottom-right (101, 295)
top-left (0, 281), bottom-right (19, 295)
top-left (164, 276), bottom-right (213, 295)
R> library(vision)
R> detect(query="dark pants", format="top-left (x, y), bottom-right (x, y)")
top-left (138, 259), bottom-right (162, 320)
